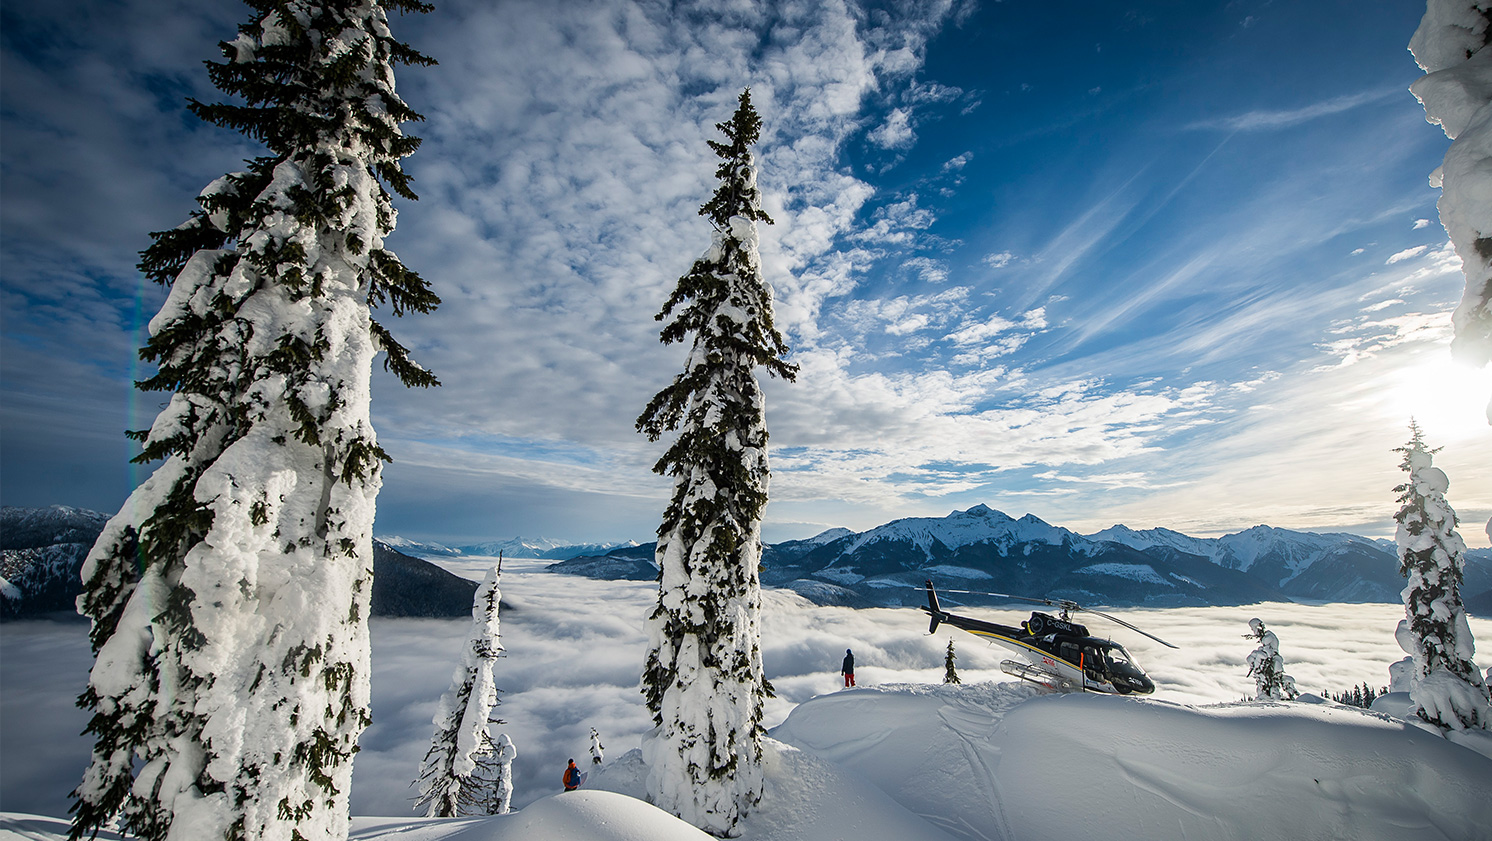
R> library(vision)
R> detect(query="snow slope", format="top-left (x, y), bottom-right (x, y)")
top-left (771, 683), bottom-right (1492, 841)
top-left (10, 681), bottom-right (1488, 841)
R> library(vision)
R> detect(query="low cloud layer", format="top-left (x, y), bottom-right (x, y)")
top-left (4, 566), bottom-right (1487, 819)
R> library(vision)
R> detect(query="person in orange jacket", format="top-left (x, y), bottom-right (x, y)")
top-left (563, 758), bottom-right (582, 791)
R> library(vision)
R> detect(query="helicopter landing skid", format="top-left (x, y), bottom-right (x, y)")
top-left (1000, 659), bottom-right (1076, 692)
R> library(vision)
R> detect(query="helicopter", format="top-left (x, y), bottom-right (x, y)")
top-left (921, 580), bottom-right (1177, 695)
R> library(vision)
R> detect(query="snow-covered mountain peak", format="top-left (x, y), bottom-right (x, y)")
top-left (1088, 524), bottom-right (1219, 558)
top-left (840, 505), bottom-right (1072, 561)
top-left (805, 527), bottom-right (854, 545)
top-left (1215, 525), bottom-right (1345, 574)
top-left (375, 535), bottom-right (462, 557)
top-left (0, 505), bottom-right (108, 550)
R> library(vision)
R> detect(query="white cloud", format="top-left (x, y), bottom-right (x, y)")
top-left (941, 152), bottom-right (972, 172)
top-left (1031, 470), bottom-right (1187, 490)
top-left (1316, 310), bottom-right (1455, 368)
top-left (868, 107), bottom-right (916, 149)
top-left (904, 80), bottom-right (964, 106)
top-left (1185, 88), bottom-right (1397, 132)
top-left (902, 256), bottom-right (949, 283)
top-left (1385, 245), bottom-right (1429, 264)
top-left (1413, 218), bottom-right (1432, 229)
top-left (852, 193), bottom-right (937, 245)
top-left (983, 250), bottom-right (1015, 269)
top-left (946, 307), bottom-right (1046, 347)
top-left (837, 286), bottom-right (970, 338)
top-left (761, 352), bottom-right (1219, 506)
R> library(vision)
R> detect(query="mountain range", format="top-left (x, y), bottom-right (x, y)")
top-left (1, 506), bottom-right (476, 620)
top-left (551, 504), bottom-right (1492, 613)
top-left (10, 504), bottom-right (1491, 617)
top-left (377, 534), bottom-right (638, 560)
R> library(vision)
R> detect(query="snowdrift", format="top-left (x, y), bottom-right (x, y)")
top-left (351, 791), bottom-right (711, 840)
top-left (772, 683), bottom-right (1492, 841)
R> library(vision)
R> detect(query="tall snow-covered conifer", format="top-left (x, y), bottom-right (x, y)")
top-left (1410, 2), bottom-right (1492, 415)
top-left (1393, 423), bottom-right (1492, 731)
top-left (636, 89), bottom-right (797, 837)
top-left (70, 3), bottom-right (437, 839)
top-left (416, 565), bottom-right (506, 818)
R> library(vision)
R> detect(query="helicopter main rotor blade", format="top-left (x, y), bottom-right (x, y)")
top-left (920, 583), bottom-right (1179, 649)
top-left (1081, 607), bottom-right (1179, 649)
top-left (927, 586), bottom-right (1053, 608)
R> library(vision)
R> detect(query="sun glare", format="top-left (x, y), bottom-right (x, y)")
top-left (1382, 353), bottom-right (1492, 444)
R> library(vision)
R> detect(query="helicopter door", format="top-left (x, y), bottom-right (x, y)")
top-left (1082, 646), bottom-right (1104, 678)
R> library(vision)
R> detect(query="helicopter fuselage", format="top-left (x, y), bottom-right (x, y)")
top-left (925, 598), bottom-right (1155, 695)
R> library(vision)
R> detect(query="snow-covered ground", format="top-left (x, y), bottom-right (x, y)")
top-left (4, 558), bottom-right (1491, 839)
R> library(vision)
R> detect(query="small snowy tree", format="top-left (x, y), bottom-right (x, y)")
top-left (486, 733), bottom-right (517, 816)
top-left (69, 4), bottom-right (437, 840)
top-left (943, 640), bottom-right (961, 685)
top-left (635, 88), bottom-right (797, 837)
top-left (1244, 618), bottom-right (1298, 701)
top-left (416, 565), bottom-right (506, 817)
top-left (590, 727), bottom-right (605, 765)
top-left (1393, 423), bottom-right (1492, 731)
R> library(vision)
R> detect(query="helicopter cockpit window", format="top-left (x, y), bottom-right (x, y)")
top-left (1106, 644), bottom-right (1144, 674)
top-left (1058, 642), bottom-right (1080, 665)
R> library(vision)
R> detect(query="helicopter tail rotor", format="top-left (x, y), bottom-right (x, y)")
top-left (924, 580), bottom-right (944, 634)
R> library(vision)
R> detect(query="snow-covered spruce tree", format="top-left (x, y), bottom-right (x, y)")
top-left (1393, 423), bottom-right (1492, 731)
top-left (69, 4), bottom-right (437, 839)
top-left (416, 565), bottom-right (506, 817)
top-left (1244, 618), bottom-right (1298, 701)
top-left (635, 88), bottom-right (797, 838)
top-left (943, 640), bottom-right (961, 685)
top-left (590, 727), bottom-right (605, 765)
top-left (1410, 2), bottom-right (1492, 416)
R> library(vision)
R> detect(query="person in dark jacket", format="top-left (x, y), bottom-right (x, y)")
top-left (563, 758), bottom-right (582, 791)
top-left (841, 649), bottom-right (855, 687)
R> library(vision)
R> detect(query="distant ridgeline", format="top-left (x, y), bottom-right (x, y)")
top-left (0, 506), bottom-right (477, 620)
top-left (546, 504), bottom-right (1492, 614)
top-left (11, 503), bottom-right (1492, 617)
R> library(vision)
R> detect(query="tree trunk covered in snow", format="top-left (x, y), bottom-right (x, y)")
top-left (69, 3), bottom-right (438, 840)
top-left (635, 89), bottom-right (796, 838)
top-left (1409, 1), bottom-right (1492, 424)
top-left (1393, 423), bottom-right (1491, 731)
top-left (415, 565), bottom-right (505, 818)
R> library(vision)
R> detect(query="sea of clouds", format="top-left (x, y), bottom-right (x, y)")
top-left (3, 557), bottom-right (1487, 819)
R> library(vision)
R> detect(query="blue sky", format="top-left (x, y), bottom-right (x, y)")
top-left (1, 0), bottom-right (1487, 546)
